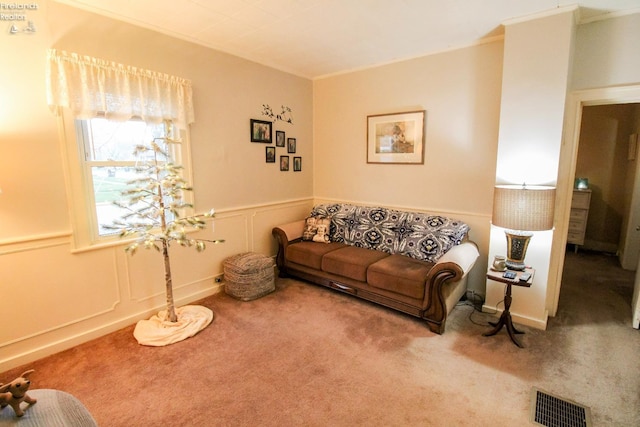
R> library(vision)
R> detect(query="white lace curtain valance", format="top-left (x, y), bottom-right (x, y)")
top-left (46, 49), bottom-right (194, 130)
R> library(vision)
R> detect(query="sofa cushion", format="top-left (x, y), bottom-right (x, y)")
top-left (287, 242), bottom-right (346, 270)
top-left (367, 254), bottom-right (435, 300)
top-left (321, 246), bottom-right (389, 282)
top-left (302, 216), bottom-right (331, 243)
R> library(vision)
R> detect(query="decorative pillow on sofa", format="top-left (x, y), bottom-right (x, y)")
top-left (302, 216), bottom-right (331, 243)
top-left (311, 204), bottom-right (357, 243)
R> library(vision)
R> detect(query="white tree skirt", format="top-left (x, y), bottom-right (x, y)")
top-left (133, 305), bottom-right (213, 346)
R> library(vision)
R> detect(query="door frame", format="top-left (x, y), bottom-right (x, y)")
top-left (548, 84), bottom-right (640, 317)
top-left (620, 146), bottom-right (640, 270)
top-left (634, 260), bottom-right (640, 328)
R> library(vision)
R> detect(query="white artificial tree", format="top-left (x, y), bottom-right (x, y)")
top-left (106, 123), bottom-right (223, 344)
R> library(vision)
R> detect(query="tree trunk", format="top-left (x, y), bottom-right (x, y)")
top-left (163, 239), bottom-right (178, 322)
top-left (156, 148), bottom-right (177, 323)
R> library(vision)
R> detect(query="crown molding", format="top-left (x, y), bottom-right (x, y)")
top-left (502, 4), bottom-right (580, 26)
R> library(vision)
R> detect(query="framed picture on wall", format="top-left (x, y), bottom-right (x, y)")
top-left (287, 137), bottom-right (296, 153)
top-left (250, 119), bottom-right (272, 143)
top-left (266, 146), bottom-right (276, 163)
top-left (366, 110), bottom-right (425, 164)
top-left (276, 130), bottom-right (286, 147)
top-left (280, 155), bottom-right (290, 171)
top-left (294, 156), bottom-right (302, 171)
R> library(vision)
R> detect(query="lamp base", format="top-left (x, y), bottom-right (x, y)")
top-left (504, 230), bottom-right (532, 271)
top-left (506, 259), bottom-right (526, 271)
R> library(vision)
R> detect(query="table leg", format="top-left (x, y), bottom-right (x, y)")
top-left (503, 314), bottom-right (524, 348)
top-left (483, 282), bottom-right (525, 348)
top-left (484, 310), bottom-right (508, 334)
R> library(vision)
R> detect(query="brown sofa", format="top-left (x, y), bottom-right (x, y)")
top-left (272, 204), bottom-right (479, 334)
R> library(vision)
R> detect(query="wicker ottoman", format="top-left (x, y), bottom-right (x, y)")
top-left (223, 252), bottom-right (275, 301)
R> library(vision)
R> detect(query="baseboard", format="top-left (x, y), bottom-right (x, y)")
top-left (581, 239), bottom-right (618, 254)
top-left (0, 284), bottom-right (224, 373)
top-left (481, 304), bottom-right (548, 330)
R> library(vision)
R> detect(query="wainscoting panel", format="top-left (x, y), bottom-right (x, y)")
top-left (0, 199), bottom-right (313, 372)
top-left (0, 238), bottom-right (120, 364)
top-left (125, 213), bottom-right (248, 303)
top-left (252, 200), bottom-right (314, 256)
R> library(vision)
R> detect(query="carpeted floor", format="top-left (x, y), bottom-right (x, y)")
top-left (1, 250), bottom-right (638, 426)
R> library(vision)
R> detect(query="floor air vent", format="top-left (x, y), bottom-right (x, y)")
top-left (530, 388), bottom-right (592, 427)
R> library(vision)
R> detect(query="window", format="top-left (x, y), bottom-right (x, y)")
top-left (46, 49), bottom-right (195, 249)
top-left (72, 117), bottom-right (192, 244)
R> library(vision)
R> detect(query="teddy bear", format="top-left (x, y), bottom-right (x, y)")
top-left (0, 369), bottom-right (37, 417)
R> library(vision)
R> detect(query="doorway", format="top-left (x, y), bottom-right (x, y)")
top-left (549, 85), bottom-right (640, 325)
top-left (571, 103), bottom-right (640, 259)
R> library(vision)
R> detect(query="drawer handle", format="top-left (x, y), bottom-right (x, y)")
top-left (329, 281), bottom-right (356, 295)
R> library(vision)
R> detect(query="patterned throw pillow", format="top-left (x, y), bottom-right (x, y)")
top-left (302, 216), bottom-right (331, 243)
top-left (311, 204), bottom-right (356, 243)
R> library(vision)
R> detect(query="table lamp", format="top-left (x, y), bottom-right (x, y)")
top-left (492, 184), bottom-right (556, 270)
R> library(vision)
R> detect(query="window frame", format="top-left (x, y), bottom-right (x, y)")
top-left (59, 112), bottom-right (195, 252)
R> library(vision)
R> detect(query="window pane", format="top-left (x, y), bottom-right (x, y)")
top-left (92, 166), bottom-right (139, 236)
top-left (92, 166), bottom-right (176, 237)
top-left (84, 118), bottom-right (167, 162)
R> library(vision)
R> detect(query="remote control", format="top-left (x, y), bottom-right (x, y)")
top-left (503, 271), bottom-right (517, 279)
top-left (519, 272), bottom-right (532, 282)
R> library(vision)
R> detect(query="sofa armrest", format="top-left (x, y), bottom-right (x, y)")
top-left (423, 241), bottom-right (479, 333)
top-left (273, 219), bottom-right (306, 242)
top-left (433, 241), bottom-right (479, 278)
top-left (272, 220), bottom-right (306, 272)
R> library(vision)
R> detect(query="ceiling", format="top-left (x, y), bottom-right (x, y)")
top-left (56, 0), bottom-right (640, 79)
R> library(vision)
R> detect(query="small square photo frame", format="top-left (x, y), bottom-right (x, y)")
top-left (266, 146), bottom-right (276, 163)
top-left (293, 156), bottom-right (302, 172)
top-left (251, 119), bottom-right (272, 143)
top-left (280, 155), bottom-right (290, 171)
top-left (276, 130), bottom-right (286, 147)
top-left (287, 137), bottom-right (296, 153)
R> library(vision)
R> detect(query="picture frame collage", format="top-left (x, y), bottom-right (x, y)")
top-left (251, 119), bottom-right (301, 172)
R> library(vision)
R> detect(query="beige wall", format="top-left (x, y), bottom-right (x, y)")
top-left (313, 41), bottom-right (504, 294)
top-left (0, 0), bottom-right (313, 371)
top-left (572, 13), bottom-right (640, 91)
top-left (313, 42), bottom-right (502, 214)
top-left (488, 8), bottom-right (576, 330)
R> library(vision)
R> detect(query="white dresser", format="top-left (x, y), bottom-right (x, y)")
top-left (568, 189), bottom-right (591, 250)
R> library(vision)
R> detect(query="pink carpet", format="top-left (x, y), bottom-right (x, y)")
top-left (2, 251), bottom-right (638, 426)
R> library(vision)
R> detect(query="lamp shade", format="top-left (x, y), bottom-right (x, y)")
top-left (492, 185), bottom-right (556, 231)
